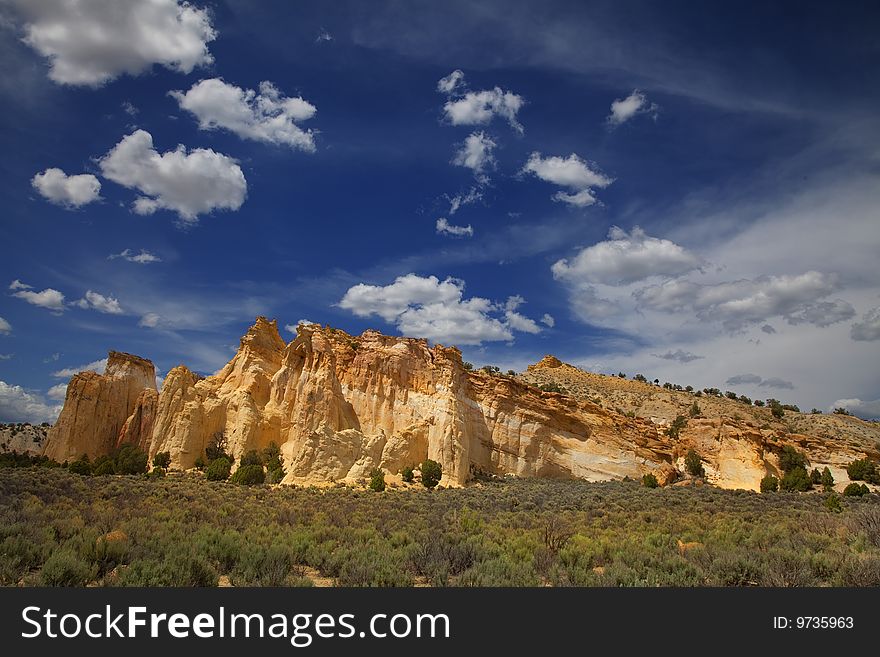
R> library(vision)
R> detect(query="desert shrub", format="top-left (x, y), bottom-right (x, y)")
top-left (68, 455), bottom-right (92, 476)
top-left (778, 446), bottom-right (807, 474)
top-left (401, 465), bottom-right (414, 483)
top-left (205, 432), bottom-right (231, 463)
top-left (843, 483), bottom-right (869, 497)
top-left (421, 459), bottom-right (442, 488)
top-left (230, 464), bottom-right (265, 486)
top-left (833, 407), bottom-right (851, 415)
top-left (769, 399), bottom-right (785, 419)
top-left (41, 547), bottom-right (95, 586)
top-left (152, 451), bottom-right (171, 469)
top-left (642, 473), bottom-right (659, 489)
top-left (205, 457), bottom-right (232, 481)
top-left (239, 450), bottom-right (263, 467)
top-left (462, 362), bottom-right (473, 371)
top-left (538, 383), bottom-right (565, 393)
top-left (193, 456), bottom-right (206, 470)
top-left (824, 494), bottom-right (842, 513)
top-left (780, 466), bottom-right (812, 492)
top-left (760, 475), bottom-right (779, 493)
top-left (666, 416), bottom-right (688, 440)
top-left (369, 469), bottom-right (386, 492)
top-left (232, 543), bottom-right (291, 586)
top-left (685, 449), bottom-right (704, 477)
top-left (113, 445), bottom-right (148, 475)
top-left (266, 467), bottom-right (285, 484)
top-left (148, 467), bottom-right (166, 479)
top-left (689, 402), bottom-right (701, 418)
top-left (810, 468), bottom-right (822, 485)
top-left (847, 458), bottom-right (879, 484)
top-left (821, 467), bottom-right (835, 490)
top-left (262, 442), bottom-right (284, 477)
top-left (93, 460), bottom-right (115, 476)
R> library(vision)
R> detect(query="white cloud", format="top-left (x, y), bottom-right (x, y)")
top-left (0, 381), bottom-right (61, 423)
top-left (447, 186), bottom-right (482, 215)
top-left (108, 249), bottom-right (161, 264)
top-left (46, 383), bottom-right (67, 401)
top-left (10, 0), bottom-right (216, 86)
top-left (171, 78), bottom-right (317, 151)
top-left (31, 168), bottom-right (101, 208)
top-left (0, 317), bottom-right (10, 335)
top-left (552, 226), bottom-right (703, 286)
top-left (138, 313), bottom-right (161, 328)
top-left (11, 283), bottom-right (65, 312)
top-left (452, 131), bottom-right (496, 177)
top-left (99, 130), bottom-right (247, 223)
top-left (522, 152), bottom-right (613, 207)
top-left (654, 349), bottom-right (703, 363)
top-left (636, 271), bottom-right (852, 332)
top-left (540, 313), bottom-right (555, 328)
top-left (52, 358), bottom-right (108, 379)
top-left (284, 319), bottom-right (318, 335)
top-left (437, 69), bottom-right (465, 95)
top-left (315, 29), bottom-right (333, 44)
top-left (436, 218), bottom-right (474, 237)
top-left (851, 306), bottom-right (880, 341)
top-left (338, 274), bottom-right (543, 345)
top-left (74, 290), bottom-right (123, 315)
top-left (830, 398), bottom-right (880, 420)
top-left (121, 101), bottom-right (138, 116)
top-left (439, 71), bottom-right (524, 132)
top-left (43, 353), bottom-right (60, 363)
top-left (606, 89), bottom-right (658, 127)
top-left (0, 354), bottom-right (12, 361)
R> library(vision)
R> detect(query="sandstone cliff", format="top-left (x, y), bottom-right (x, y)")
top-left (43, 351), bottom-right (156, 462)
top-left (41, 318), bottom-right (880, 490)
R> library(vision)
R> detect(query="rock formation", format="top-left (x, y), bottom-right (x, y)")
top-left (41, 317), bottom-right (880, 490)
top-left (43, 351), bottom-right (156, 462)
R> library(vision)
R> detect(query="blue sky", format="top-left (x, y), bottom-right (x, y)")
top-left (1, 0), bottom-right (879, 422)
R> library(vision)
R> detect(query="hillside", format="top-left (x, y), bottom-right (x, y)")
top-left (0, 422), bottom-right (49, 455)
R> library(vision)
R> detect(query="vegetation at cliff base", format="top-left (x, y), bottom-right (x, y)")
top-left (1, 468), bottom-right (878, 588)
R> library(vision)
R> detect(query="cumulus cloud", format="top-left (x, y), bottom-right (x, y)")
top-left (74, 291), bottom-right (123, 315)
top-left (10, 281), bottom-right (65, 312)
top-left (522, 152), bottom-right (613, 207)
top-left (108, 249), bottom-right (161, 264)
top-left (315, 29), bottom-right (333, 44)
top-left (31, 168), bottom-right (101, 208)
top-left (636, 271), bottom-right (852, 332)
top-left (851, 306), bottom-right (880, 341)
top-left (541, 314), bottom-right (555, 328)
top-left (447, 187), bottom-right (482, 215)
top-left (830, 398), bottom-right (880, 420)
top-left (654, 349), bottom-right (703, 363)
top-left (726, 373), bottom-right (763, 385)
top-left (0, 317), bottom-right (10, 335)
top-left (606, 89), bottom-right (658, 127)
top-left (452, 131), bottom-right (496, 178)
top-left (284, 319), bottom-right (318, 335)
top-left (10, 0), bottom-right (216, 86)
top-left (0, 381), bottom-right (61, 423)
top-left (171, 78), bottom-right (318, 151)
top-left (338, 274), bottom-right (543, 345)
top-left (52, 358), bottom-right (108, 379)
top-left (552, 227), bottom-right (702, 286)
top-left (46, 383), bottom-right (67, 401)
top-left (436, 218), bottom-right (473, 237)
top-left (724, 373), bottom-right (794, 389)
top-left (99, 130), bottom-right (247, 223)
top-left (438, 70), bottom-right (524, 133)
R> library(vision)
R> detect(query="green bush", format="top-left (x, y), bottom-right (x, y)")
top-left (685, 449), bottom-right (704, 477)
top-left (824, 493), bottom-right (842, 513)
top-left (666, 415), bottom-right (688, 440)
top-left (193, 456), bottom-right (206, 470)
top-left (641, 473), bottom-right (659, 488)
top-left (821, 467), bottom-right (835, 490)
top-left (239, 450), bottom-right (263, 467)
top-left (688, 402), bottom-right (701, 418)
top-left (230, 464), bottom-right (265, 486)
top-left (780, 466), bottom-right (812, 492)
top-left (778, 446), bottom-right (807, 474)
top-left (810, 468), bottom-right (822, 485)
top-left (93, 460), bottom-right (115, 476)
top-left (421, 459), bottom-right (442, 488)
top-left (847, 459), bottom-right (879, 484)
top-left (68, 455), bottom-right (92, 476)
top-left (148, 467), bottom-right (166, 479)
top-left (41, 548), bottom-right (95, 586)
top-left (843, 483), bottom-right (870, 497)
top-left (205, 457), bottom-right (232, 481)
top-left (152, 451), bottom-right (171, 469)
top-left (266, 467), bottom-right (285, 484)
top-left (369, 468), bottom-right (386, 492)
top-left (113, 444), bottom-right (148, 475)
top-left (401, 465), bottom-right (414, 483)
top-left (769, 399), bottom-right (785, 419)
top-left (760, 475), bottom-right (779, 493)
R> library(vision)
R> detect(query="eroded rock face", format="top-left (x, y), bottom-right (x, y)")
top-left (43, 318), bottom-right (880, 490)
top-left (43, 352), bottom-right (156, 462)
